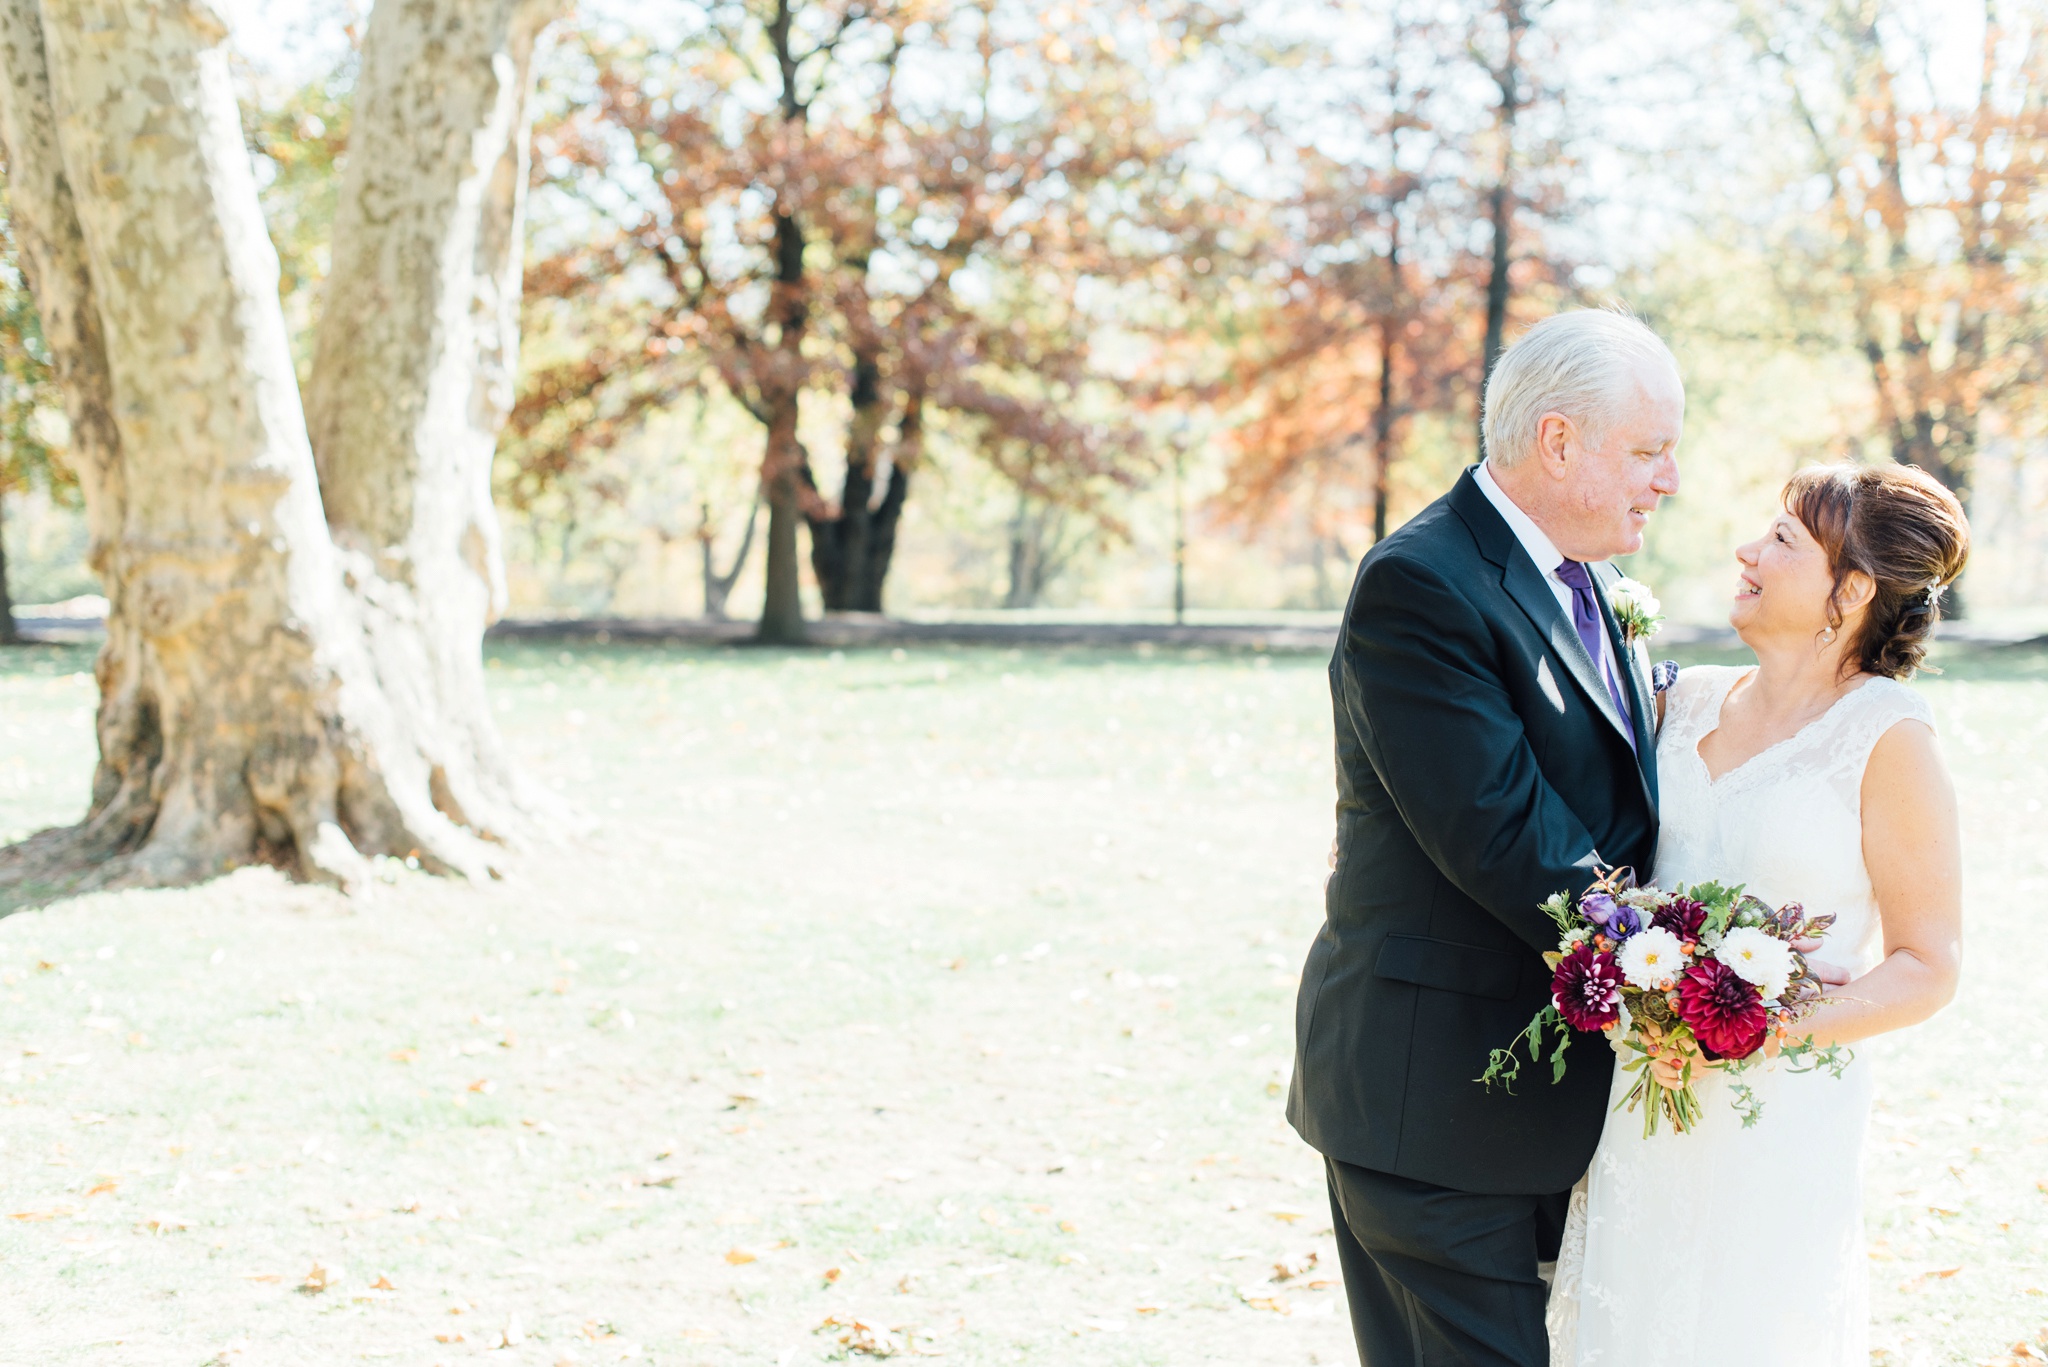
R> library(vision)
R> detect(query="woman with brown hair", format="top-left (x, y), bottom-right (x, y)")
top-left (1551, 462), bottom-right (1970, 1365)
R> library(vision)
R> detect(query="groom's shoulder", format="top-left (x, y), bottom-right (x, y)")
top-left (1358, 488), bottom-right (1485, 585)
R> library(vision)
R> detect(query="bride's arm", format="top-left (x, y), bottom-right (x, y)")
top-left (1801, 719), bottom-right (1963, 1047)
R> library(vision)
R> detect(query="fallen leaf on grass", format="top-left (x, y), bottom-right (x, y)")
top-left (8, 1207), bottom-right (74, 1222)
top-left (136, 1216), bottom-right (190, 1234)
top-left (1238, 1288), bottom-right (1290, 1314)
top-left (725, 1248), bottom-right (758, 1265)
top-left (1269, 1210), bottom-right (1304, 1224)
top-left (817, 1316), bottom-right (898, 1358)
top-left (640, 1170), bottom-right (680, 1188)
top-left (242, 1273), bottom-right (282, 1283)
top-left (1271, 1251), bottom-right (1318, 1282)
top-left (1899, 1267), bottom-right (1963, 1292)
top-left (371, 1274), bottom-right (396, 1291)
top-left (86, 1179), bottom-right (118, 1197)
top-left (467, 1078), bottom-right (494, 1094)
top-left (388, 1049), bottom-right (418, 1064)
top-left (822, 1267), bottom-right (842, 1284)
top-left (299, 1263), bottom-right (332, 1294)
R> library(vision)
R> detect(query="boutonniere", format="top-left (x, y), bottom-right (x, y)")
top-left (1608, 576), bottom-right (1664, 645)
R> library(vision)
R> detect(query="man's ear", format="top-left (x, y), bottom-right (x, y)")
top-left (1534, 411), bottom-right (1575, 480)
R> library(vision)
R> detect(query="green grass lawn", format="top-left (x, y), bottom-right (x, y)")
top-left (0, 639), bottom-right (2041, 1366)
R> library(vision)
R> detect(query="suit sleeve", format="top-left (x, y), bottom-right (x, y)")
top-left (1342, 551), bottom-right (1607, 952)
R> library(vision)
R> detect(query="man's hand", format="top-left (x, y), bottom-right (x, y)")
top-left (1793, 936), bottom-right (1851, 988)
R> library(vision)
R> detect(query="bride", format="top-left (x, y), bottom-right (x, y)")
top-left (1549, 461), bottom-right (1970, 1365)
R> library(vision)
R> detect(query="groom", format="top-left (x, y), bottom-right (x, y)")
top-left (1287, 310), bottom-right (1682, 1366)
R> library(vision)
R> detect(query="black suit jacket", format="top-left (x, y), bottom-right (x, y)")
top-left (1286, 467), bottom-right (1660, 1196)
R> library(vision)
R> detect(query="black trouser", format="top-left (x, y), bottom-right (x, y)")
top-left (1325, 1157), bottom-right (1569, 1367)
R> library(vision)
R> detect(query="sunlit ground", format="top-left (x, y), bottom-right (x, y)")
top-left (0, 640), bottom-right (2041, 1366)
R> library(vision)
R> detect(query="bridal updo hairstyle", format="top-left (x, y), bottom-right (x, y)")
top-left (1783, 462), bottom-right (1971, 681)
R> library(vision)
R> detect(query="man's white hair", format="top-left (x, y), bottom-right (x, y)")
top-left (1481, 309), bottom-right (1680, 468)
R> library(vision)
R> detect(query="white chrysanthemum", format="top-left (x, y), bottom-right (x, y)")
top-left (1715, 926), bottom-right (1796, 1001)
top-left (1610, 577), bottom-right (1662, 621)
top-left (1616, 926), bottom-right (1686, 990)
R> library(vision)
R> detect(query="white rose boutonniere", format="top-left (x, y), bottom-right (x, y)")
top-left (1608, 576), bottom-right (1664, 645)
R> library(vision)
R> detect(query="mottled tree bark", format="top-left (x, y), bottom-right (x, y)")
top-left (306, 0), bottom-right (560, 840)
top-left (0, 0), bottom-right (555, 906)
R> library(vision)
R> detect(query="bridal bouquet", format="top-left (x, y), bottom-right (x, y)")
top-left (1480, 871), bottom-right (1852, 1135)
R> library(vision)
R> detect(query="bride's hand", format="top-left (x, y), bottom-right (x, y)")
top-left (1793, 937), bottom-right (1851, 988)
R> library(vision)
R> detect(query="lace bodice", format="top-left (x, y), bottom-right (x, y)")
top-left (1651, 665), bottom-right (1935, 976)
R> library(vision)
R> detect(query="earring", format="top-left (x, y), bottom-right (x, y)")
top-left (1819, 626), bottom-right (1838, 645)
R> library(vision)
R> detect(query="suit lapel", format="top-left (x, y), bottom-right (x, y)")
top-left (1498, 551), bottom-right (1635, 751)
top-left (1448, 469), bottom-right (1656, 815)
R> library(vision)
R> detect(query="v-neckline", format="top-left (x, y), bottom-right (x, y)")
top-left (1693, 668), bottom-right (1878, 788)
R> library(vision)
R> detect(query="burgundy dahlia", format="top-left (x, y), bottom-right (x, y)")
top-left (1652, 897), bottom-right (1707, 941)
top-left (1674, 957), bottom-right (1769, 1059)
top-left (1551, 944), bottom-right (1624, 1032)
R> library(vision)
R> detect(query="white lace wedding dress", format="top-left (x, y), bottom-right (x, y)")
top-left (1547, 664), bottom-right (1934, 1366)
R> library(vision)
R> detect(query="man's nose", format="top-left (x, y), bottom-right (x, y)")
top-left (1651, 452), bottom-right (1680, 496)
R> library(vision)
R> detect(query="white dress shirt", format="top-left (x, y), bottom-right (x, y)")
top-left (1472, 460), bottom-right (1633, 725)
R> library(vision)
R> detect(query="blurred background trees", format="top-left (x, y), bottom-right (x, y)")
top-left (3, 0), bottom-right (2046, 638)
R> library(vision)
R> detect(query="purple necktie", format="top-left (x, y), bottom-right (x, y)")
top-left (1554, 559), bottom-right (1636, 753)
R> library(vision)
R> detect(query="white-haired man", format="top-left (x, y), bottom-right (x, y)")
top-left (1286, 310), bottom-right (1682, 1365)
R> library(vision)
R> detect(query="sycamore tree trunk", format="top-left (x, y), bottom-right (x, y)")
top-left (306, 0), bottom-right (559, 840)
top-left (0, 0), bottom-right (554, 906)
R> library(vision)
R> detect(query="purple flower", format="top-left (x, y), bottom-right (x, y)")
top-left (1580, 892), bottom-right (1620, 928)
top-left (1580, 892), bottom-right (1641, 939)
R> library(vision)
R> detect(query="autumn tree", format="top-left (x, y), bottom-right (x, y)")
top-left (0, 0), bottom-right (558, 904)
top-left (1205, 5), bottom-right (1468, 562)
top-left (515, 0), bottom-right (1195, 639)
top-left (1743, 0), bottom-right (2048, 615)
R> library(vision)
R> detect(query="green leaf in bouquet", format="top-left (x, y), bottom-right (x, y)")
top-left (1779, 1036), bottom-right (1855, 1078)
top-left (1479, 1004), bottom-right (1569, 1093)
top-left (1681, 880), bottom-right (1746, 938)
top-left (1540, 891), bottom-right (1576, 935)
